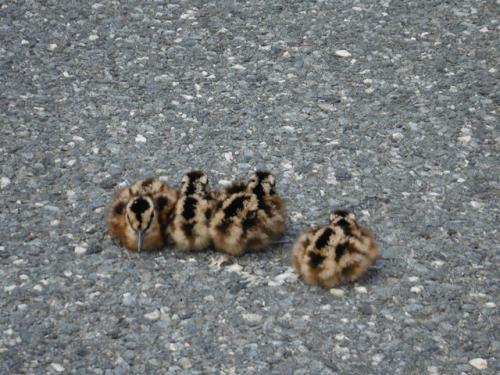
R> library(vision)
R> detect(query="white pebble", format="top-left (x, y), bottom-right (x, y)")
top-left (354, 286), bottom-right (367, 294)
top-left (484, 302), bottom-right (495, 308)
top-left (66, 159), bottom-right (76, 167)
top-left (411, 286), bottom-right (423, 294)
top-left (179, 357), bottom-right (192, 369)
top-left (330, 288), bottom-right (345, 297)
top-left (74, 245), bottom-right (87, 255)
top-left (21, 39), bottom-right (29, 45)
top-left (72, 136), bottom-right (85, 142)
top-left (408, 276), bottom-right (419, 282)
top-left (479, 26), bottom-right (488, 33)
top-left (4, 285), bottom-right (17, 292)
top-left (33, 284), bottom-right (43, 292)
top-left (391, 132), bottom-right (404, 141)
top-left (0, 177), bottom-right (11, 189)
top-left (88, 34), bottom-right (99, 41)
top-left (144, 310), bottom-right (160, 321)
top-left (48, 43), bottom-right (57, 51)
top-left (63, 270), bottom-right (72, 277)
top-left (18, 304), bottom-right (28, 310)
top-left (135, 134), bottom-right (147, 143)
top-left (218, 179), bottom-right (231, 186)
top-left (50, 363), bottom-right (65, 372)
top-left (335, 50), bottom-right (352, 58)
top-left (458, 135), bottom-right (471, 144)
top-left (122, 293), bottom-right (136, 306)
top-left (470, 201), bottom-right (482, 209)
top-left (242, 313), bottom-right (262, 323)
top-left (469, 358), bottom-right (487, 370)
top-left (223, 152), bottom-right (233, 162)
top-left (431, 260), bottom-right (445, 268)
top-left (231, 64), bottom-right (246, 70)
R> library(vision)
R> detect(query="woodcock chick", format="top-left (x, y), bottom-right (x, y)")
top-left (292, 209), bottom-right (379, 288)
top-left (107, 178), bottom-right (178, 252)
top-left (209, 171), bottom-right (286, 256)
top-left (168, 171), bottom-right (215, 252)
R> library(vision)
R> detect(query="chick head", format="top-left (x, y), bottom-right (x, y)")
top-left (126, 196), bottom-right (155, 252)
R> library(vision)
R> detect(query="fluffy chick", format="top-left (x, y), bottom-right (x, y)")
top-left (292, 209), bottom-right (379, 288)
top-left (209, 171), bottom-right (286, 256)
top-left (107, 178), bottom-right (178, 252)
top-left (168, 171), bottom-right (214, 252)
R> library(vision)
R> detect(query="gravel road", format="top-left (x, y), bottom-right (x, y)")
top-left (0, 0), bottom-right (498, 374)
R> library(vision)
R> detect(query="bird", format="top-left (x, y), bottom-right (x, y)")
top-left (209, 171), bottom-right (286, 256)
top-left (168, 170), bottom-right (215, 252)
top-left (107, 178), bottom-right (178, 253)
top-left (292, 209), bottom-right (379, 288)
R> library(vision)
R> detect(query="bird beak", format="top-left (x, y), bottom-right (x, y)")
top-left (137, 230), bottom-right (145, 253)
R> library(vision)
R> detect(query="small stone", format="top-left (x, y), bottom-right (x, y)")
top-left (468, 358), bottom-right (487, 370)
top-left (242, 313), bottom-right (262, 324)
top-left (135, 134), bottom-right (147, 143)
top-left (0, 177), bottom-right (11, 189)
top-left (122, 293), bottom-right (136, 306)
top-left (484, 302), bottom-right (495, 308)
top-left (33, 285), bottom-right (43, 292)
top-left (144, 310), bottom-right (160, 321)
top-left (48, 43), bottom-right (57, 51)
top-left (335, 50), bottom-right (352, 58)
top-left (51, 363), bottom-right (65, 372)
top-left (231, 64), bottom-right (246, 70)
top-left (330, 288), bottom-right (345, 297)
top-left (88, 34), bottom-right (99, 41)
top-left (179, 357), bottom-right (192, 369)
top-left (318, 103), bottom-right (335, 112)
top-left (4, 285), bottom-right (16, 292)
top-left (74, 245), bottom-right (87, 255)
top-left (391, 132), bottom-right (404, 141)
top-left (354, 286), bottom-right (367, 294)
top-left (411, 286), bottom-right (423, 294)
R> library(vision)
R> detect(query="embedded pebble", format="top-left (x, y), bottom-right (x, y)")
top-left (50, 363), bottom-right (65, 372)
top-left (144, 310), bottom-right (160, 321)
top-left (74, 245), bottom-right (87, 255)
top-left (179, 357), bottom-right (192, 369)
top-left (411, 286), bottom-right (423, 294)
top-left (354, 286), bottom-right (368, 294)
top-left (0, 177), bottom-right (11, 189)
top-left (242, 313), bottom-right (262, 324)
top-left (330, 288), bottom-right (346, 297)
top-left (135, 134), bottom-right (147, 143)
top-left (469, 358), bottom-right (487, 370)
top-left (335, 50), bottom-right (352, 57)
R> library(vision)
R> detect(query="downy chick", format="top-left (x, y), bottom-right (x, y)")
top-left (209, 171), bottom-right (286, 256)
top-left (168, 171), bottom-right (214, 252)
top-left (292, 209), bottom-right (379, 288)
top-left (107, 178), bottom-right (178, 252)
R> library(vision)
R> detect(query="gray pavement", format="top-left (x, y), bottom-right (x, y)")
top-left (0, 0), bottom-right (498, 374)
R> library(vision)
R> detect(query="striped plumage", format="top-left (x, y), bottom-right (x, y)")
top-left (292, 210), bottom-right (379, 288)
top-left (168, 171), bottom-right (214, 252)
top-left (209, 171), bottom-right (286, 256)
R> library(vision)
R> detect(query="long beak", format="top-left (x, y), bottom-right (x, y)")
top-left (137, 230), bottom-right (145, 253)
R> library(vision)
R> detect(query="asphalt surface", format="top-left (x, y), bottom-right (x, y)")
top-left (1, 1), bottom-right (498, 374)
